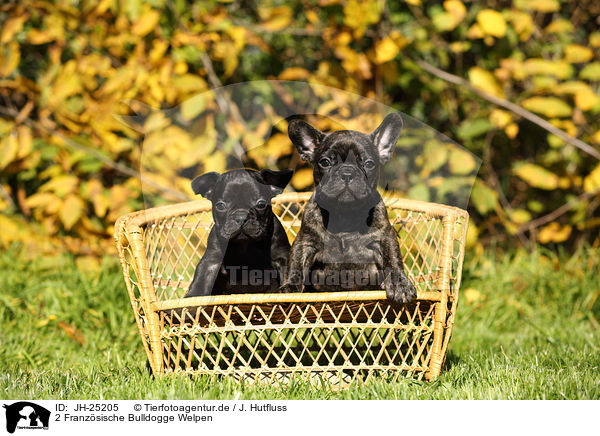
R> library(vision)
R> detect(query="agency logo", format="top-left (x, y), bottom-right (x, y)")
top-left (2, 402), bottom-right (50, 434)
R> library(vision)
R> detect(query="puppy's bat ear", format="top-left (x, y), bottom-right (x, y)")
top-left (371, 112), bottom-right (403, 163)
top-left (191, 172), bottom-right (220, 199)
top-left (259, 169), bottom-right (294, 197)
top-left (288, 119), bottom-right (324, 162)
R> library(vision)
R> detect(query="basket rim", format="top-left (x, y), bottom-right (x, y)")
top-left (152, 290), bottom-right (442, 311)
top-left (120, 191), bottom-right (468, 229)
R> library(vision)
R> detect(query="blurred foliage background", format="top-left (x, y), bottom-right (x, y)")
top-left (1, 0), bottom-right (600, 268)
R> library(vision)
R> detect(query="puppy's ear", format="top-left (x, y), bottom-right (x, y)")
top-left (259, 169), bottom-right (294, 197)
top-left (191, 172), bottom-right (220, 199)
top-left (288, 119), bottom-right (324, 162)
top-left (370, 112), bottom-right (403, 163)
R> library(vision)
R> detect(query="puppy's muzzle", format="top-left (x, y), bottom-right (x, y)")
top-left (339, 164), bottom-right (357, 183)
top-left (231, 209), bottom-right (248, 226)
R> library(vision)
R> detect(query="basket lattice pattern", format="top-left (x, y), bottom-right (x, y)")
top-left (115, 192), bottom-right (468, 385)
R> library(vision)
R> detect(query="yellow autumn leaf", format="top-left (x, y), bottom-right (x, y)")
top-left (591, 32), bottom-right (600, 48)
top-left (28, 28), bottom-right (54, 45)
top-left (373, 37), bottom-right (399, 64)
top-left (0, 215), bottom-right (20, 245)
top-left (132, 10), bottom-right (160, 37)
top-left (509, 11), bottom-right (534, 41)
top-left (292, 168), bottom-right (314, 190)
top-left (575, 91), bottom-right (600, 111)
top-left (279, 67), bottom-right (311, 80)
top-left (505, 123), bottom-right (519, 139)
top-left (537, 222), bottom-right (572, 244)
top-left (444, 0), bottom-right (467, 23)
top-left (16, 125), bottom-right (33, 159)
top-left (521, 97), bottom-right (572, 118)
top-left (465, 222), bottom-right (479, 248)
top-left (514, 163), bottom-right (559, 190)
top-left (509, 209), bottom-right (532, 225)
top-left (467, 23), bottom-right (485, 39)
top-left (433, 13), bottom-right (456, 32)
top-left (463, 288), bottom-right (482, 304)
top-left (1, 15), bottom-right (26, 43)
top-left (583, 163), bottom-right (600, 193)
top-left (564, 44), bottom-right (593, 63)
top-left (85, 179), bottom-right (109, 218)
top-left (524, 0), bottom-right (560, 12)
top-left (448, 148), bottom-right (477, 175)
top-left (40, 175), bottom-right (79, 197)
top-left (203, 150), bottom-right (226, 173)
top-left (0, 134), bottom-right (19, 169)
top-left (468, 67), bottom-right (504, 98)
top-left (180, 94), bottom-right (207, 121)
top-left (264, 133), bottom-right (293, 159)
top-left (490, 109), bottom-right (512, 128)
top-left (59, 194), bottom-right (84, 230)
top-left (544, 19), bottom-right (573, 34)
top-left (0, 41), bottom-right (20, 77)
top-left (25, 192), bottom-right (58, 210)
top-left (555, 80), bottom-right (593, 95)
top-left (260, 6), bottom-right (292, 32)
top-left (523, 59), bottom-right (574, 80)
top-left (57, 321), bottom-right (85, 345)
top-left (36, 315), bottom-right (57, 328)
top-left (477, 10), bottom-right (507, 38)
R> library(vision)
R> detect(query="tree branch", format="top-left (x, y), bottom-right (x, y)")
top-left (414, 58), bottom-right (600, 161)
top-left (516, 187), bottom-right (600, 234)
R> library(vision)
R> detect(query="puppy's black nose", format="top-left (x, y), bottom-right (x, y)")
top-left (232, 210), bottom-right (248, 225)
top-left (340, 165), bottom-right (356, 182)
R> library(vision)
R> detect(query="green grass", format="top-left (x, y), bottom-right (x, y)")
top-left (1, 245), bottom-right (599, 399)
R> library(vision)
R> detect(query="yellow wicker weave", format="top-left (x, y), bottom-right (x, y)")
top-left (114, 192), bottom-right (468, 386)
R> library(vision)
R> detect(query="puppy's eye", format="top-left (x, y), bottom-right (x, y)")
top-left (364, 160), bottom-right (376, 170)
top-left (256, 199), bottom-right (267, 210)
top-left (318, 158), bottom-right (332, 168)
top-left (215, 201), bottom-right (227, 212)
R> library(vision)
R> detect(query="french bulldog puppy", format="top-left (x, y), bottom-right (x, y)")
top-left (280, 113), bottom-right (417, 305)
top-left (185, 169), bottom-right (293, 297)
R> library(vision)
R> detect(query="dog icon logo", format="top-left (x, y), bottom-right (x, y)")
top-left (2, 402), bottom-right (50, 433)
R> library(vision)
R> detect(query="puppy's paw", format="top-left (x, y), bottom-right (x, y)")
top-left (384, 271), bottom-right (417, 305)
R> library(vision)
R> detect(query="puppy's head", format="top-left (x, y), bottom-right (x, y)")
top-left (191, 169), bottom-right (293, 241)
top-left (288, 113), bottom-right (403, 211)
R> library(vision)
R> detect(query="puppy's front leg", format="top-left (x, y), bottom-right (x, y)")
top-left (185, 255), bottom-right (222, 297)
top-left (380, 227), bottom-right (417, 305)
top-left (280, 243), bottom-right (318, 293)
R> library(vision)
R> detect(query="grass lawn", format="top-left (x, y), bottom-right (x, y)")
top-left (1, 244), bottom-right (599, 400)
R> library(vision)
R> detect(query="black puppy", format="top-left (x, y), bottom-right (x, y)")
top-left (185, 169), bottom-right (293, 297)
top-left (280, 113), bottom-right (416, 305)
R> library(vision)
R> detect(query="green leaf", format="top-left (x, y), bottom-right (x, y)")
top-left (457, 118), bottom-right (493, 140)
top-left (580, 62), bottom-right (600, 81)
top-left (407, 183), bottom-right (430, 201)
top-left (470, 179), bottom-right (498, 215)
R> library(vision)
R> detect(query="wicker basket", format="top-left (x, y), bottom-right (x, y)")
top-left (114, 192), bottom-right (468, 386)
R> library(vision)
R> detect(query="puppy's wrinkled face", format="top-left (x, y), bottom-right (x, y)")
top-left (313, 131), bottom-right (380, 210)
top-left (191, 169), bottom-right (293, 241)
top-left (288, 113), bottom-right (404, 211)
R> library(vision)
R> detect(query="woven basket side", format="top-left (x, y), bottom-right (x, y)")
top-left (439, 213), bottom-right (469, 365)
top-left (114, 216), bottom-right (154, 368)
top-left (159, 298), bottom-right (437, 385)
